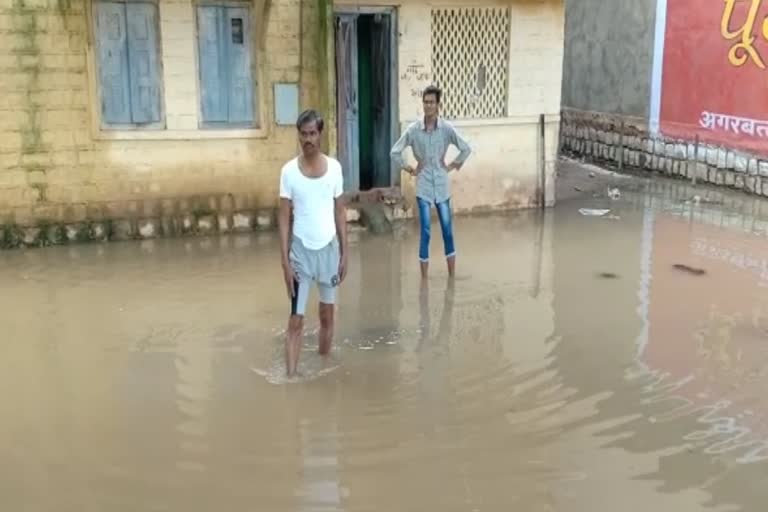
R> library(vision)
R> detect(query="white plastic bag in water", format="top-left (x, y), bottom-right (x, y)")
top-left (578, 208), bottom-right (611, 217)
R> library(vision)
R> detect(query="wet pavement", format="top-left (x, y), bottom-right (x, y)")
top-left (2, 163), bottom-right (768, 511)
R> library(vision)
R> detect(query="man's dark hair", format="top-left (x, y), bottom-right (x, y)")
top-left (296, 109), bottom-right (324, 132)
top-left (422, 85), bottom-right (442, 103)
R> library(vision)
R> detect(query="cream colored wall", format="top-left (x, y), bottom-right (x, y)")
top-left (337, 0), bottom-right (564, 211)
top-left (0, 0), bottom-right (323, 225)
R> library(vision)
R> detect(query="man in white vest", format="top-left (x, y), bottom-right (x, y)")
top-left (278, 110), bottom-right (348, 377)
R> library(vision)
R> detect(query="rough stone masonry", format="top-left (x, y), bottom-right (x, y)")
top-left (560, 110), bottom-right (768, 198)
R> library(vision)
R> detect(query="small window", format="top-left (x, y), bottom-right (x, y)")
top-left (94, 0), bottom-right (164, 128)
top-left (196, 4), bottom-right (256, 127)
top-left (231, 18), bottom-right (243, 44)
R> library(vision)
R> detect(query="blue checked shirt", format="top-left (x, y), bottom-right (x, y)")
top-left (390, 117), bottom-right (472, 204)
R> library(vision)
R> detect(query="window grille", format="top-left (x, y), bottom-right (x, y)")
top-left (431, 7), bottom-right (511, 119)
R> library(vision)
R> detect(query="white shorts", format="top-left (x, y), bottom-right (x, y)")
top-left (289, 236), bottom-right (340, 316)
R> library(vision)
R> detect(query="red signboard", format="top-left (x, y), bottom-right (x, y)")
top-left (660, 0), bottom-right (768, 155)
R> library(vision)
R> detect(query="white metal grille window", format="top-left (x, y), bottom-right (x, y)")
top-left (431, 7), bottom-right (511, 119)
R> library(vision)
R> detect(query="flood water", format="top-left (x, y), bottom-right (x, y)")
top-left (3, 177), bottom-right (768, 511)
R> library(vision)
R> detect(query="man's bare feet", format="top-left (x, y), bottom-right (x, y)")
top-left (447, 255), bottom-right (456, 277)
top-left (420, 261), bottom-right (429, 281)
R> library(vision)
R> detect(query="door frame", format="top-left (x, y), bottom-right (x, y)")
top-left (333, 6), bottom-right (400, 188)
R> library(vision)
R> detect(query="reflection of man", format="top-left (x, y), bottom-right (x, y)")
top-left (418, 280), bottom-right (455, 351)
top-left (278, 110), bottom-right (348, 377)
top-left (390, 85), bottom-right (472, 280)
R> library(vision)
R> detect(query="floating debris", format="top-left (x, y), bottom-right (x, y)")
top-left (685, 195), bottom-right (724, 206)
top-left (673, 263), bottom-right (707, 276)
top-left (607, 187), bottom-right (621, 200)
top-left (598, 272), bottom-right (620, 279)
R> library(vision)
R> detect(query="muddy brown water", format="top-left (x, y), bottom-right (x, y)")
top-left (2, 185), bottom-right (768, 511)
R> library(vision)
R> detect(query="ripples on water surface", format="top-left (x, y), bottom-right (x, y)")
top-left (2, 184), bottom-right (768, 511)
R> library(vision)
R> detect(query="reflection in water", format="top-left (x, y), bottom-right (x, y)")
top-left (2, 184), bottom-right (768, 510)
top-left (417, 279), bottom-right (455, 352)
top-left (295, 381), bottom-right (345, 512)
top-left (174, 328), bottom-right (212, 474)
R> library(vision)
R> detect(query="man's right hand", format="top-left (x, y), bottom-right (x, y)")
top-left (406, 162), bottom-right (423, 176)
top-left (283, 263), bottom-right (297, 298)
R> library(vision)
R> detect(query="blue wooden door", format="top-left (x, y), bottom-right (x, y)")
top-left (225, 7), bottom-right (254, 124)
top-left (335, 14), bottom-right (359, 193)
top-left (197, 6), bottom-right (228, 123)
top-left (197, 5), bottom-right (254, 126)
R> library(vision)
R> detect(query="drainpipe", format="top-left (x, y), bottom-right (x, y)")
top-left (539, 113), bottom-right (546, 209)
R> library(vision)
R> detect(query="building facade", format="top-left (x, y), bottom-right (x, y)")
top-left (333, 0), bottom-right (564, 214)
top-left (0, 0), bottom-right (564, 246)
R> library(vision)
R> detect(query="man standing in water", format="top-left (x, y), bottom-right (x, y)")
top-left (390, 85), bottom-right (472, 279)
top-left (278, 110), bottom-right (348, 377)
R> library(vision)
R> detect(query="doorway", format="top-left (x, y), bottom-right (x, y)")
top-left (334, 8), bottom-right (398, 193)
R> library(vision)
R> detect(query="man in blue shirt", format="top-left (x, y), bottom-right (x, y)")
top-left (390, 85), bottom-right (472, 280)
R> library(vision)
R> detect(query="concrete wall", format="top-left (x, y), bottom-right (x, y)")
top-left (560, 0), bottom-right (656, 119)
top-left (0, 0), bottom-right (326, 233)
top-left (338, 0), bottom-right (565, 212)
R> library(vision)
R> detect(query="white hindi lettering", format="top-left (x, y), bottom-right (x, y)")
top-left (699, 111), bottom-right (716, 129)
top-left (740, 118), bottom-right (756, 135)
top-left (698, 110), bottom-right (768, 139)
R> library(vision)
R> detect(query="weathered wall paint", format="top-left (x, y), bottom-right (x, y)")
top-left (1, 0), bottom-right (564, 238)
top-left (0, 0), bottom-right (326, 226)
top-left (561, 0), bottom-right (656, 118)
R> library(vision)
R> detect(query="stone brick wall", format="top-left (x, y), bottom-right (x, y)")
top-left (560, 109), bottom-right (768, 198)
top-left (0, 0), bottom-right (327, 232)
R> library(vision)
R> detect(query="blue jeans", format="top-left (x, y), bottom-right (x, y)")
top-left (416, 196), bottom-right (455, 262)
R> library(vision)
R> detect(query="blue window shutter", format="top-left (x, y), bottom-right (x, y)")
top-left (125, 2), bottom-right (162, 124)
top-left (225, 7), bottom-right (254, 124)
top-left (197, 6), bottom-right (228, 123)
top-left (96, 2), bottom-right (131, 125)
